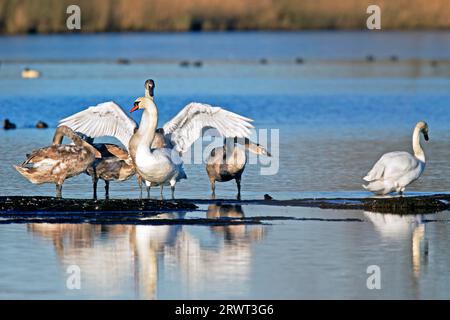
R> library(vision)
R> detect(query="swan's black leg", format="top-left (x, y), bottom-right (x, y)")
top-left (92, 177), bottom-right (98, 200)
top-left (105, 180), bottom-right (110, 199)
top-left (146, 185), bottom-right (151, 198)
top-left (236, 177), bottom-right (241, 200)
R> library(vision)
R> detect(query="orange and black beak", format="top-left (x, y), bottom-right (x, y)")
top-left (130, 101), bottom-right (139, 113)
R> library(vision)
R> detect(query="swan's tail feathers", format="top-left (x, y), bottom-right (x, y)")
top-left (177, 168), bottom-right (187, 181)
top-left (13, 165), bottom-right (38, 183)
top-left (363, 160), bottom-right (385, 182)
top-left (362, 180), bottom-right (390, 195)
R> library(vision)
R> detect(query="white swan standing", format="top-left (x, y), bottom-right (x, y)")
top-left (128, 96), bottom-right (186, 198)
top-left (59, 82), bottom-right (254, 198)
top-left (363, 121), bottom-right (429, 195)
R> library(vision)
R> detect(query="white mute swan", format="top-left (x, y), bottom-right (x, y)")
top-left (59, 81), bottom-right (254, 198)
top-left (363, 121), bottom-right (429, 195)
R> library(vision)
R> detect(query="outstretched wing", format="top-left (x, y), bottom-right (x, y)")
top-left (58, 101), bottom-right (137, 150)
top-left (163, 102), bottom-right (254, 154)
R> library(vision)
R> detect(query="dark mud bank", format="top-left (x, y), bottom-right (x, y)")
top-left (1, 194), bottom-right (449, 218)
top-left (0, 196), bottom-right (198, 213)
top-left (189, 194), bottom-right (450, 215)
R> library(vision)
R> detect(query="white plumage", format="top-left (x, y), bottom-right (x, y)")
top-left (59, 97), bottom-right (254, 197)
top-left (60, 101), bottom-right (253, 154)
top-left (362, 121), bottom-right (429, 195)
top-left (59, 101), bottom-right (137, 150)
top-left (163, 102), bottom-right (253, 154)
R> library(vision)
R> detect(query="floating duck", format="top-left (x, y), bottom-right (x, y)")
top-left (3, 119), bottom-right (16, 130)
top-left (36, 121), bottom-right (48, 129)
top-left (21, 68), bottom-right (41, 79)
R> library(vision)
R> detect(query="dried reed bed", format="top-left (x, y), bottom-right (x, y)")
top-left (0, 0), bottom-right (449, 34)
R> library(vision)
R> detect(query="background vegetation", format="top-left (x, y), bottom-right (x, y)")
top-left (0, 0), bottom-right (449, 34)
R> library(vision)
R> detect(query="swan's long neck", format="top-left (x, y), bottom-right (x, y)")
top-left (412, 126), bottom-right (425, 162)
top-left (136, 103), bottom-right (158, 150)
top-left (53, 126), bottom-right (100, 157)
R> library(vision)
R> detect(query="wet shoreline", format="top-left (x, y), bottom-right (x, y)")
top-left (1, 194), bottom-right (449, 224)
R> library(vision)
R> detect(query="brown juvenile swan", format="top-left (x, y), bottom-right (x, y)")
top-left (54, 131), bottom-right (136, 199)
top-left (14, 125), bottom-right (100, 198)
top-left (206, 137), bottom-right (271, 199)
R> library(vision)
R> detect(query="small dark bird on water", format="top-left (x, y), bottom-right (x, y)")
top-left (36, 121), bottom-right (48, 129)
top-left (193, 61), bottom-right (203, 67)
top-left (3, 119), bottom-right (16, 130)
top-left (390, 55), bottom-right (399, 62)
top-left (295, 57), bottom-right (304, 64)
top-left (366, 55), bottom-right (375, 62)
top-left (117, 58), bottom-right (130, 65)
top-left (180, 60), bottom-right (190, 67)
top-left (259, 58), bottom-right (268, 65)
top-left (264, 194), bottom-right (273, 201)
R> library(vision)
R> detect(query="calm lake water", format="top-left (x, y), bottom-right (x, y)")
top-left (1, 32), bottom-right (450, 299)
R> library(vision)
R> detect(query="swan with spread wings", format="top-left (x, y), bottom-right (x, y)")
top-left (59, 80), bottom-right (254, 198)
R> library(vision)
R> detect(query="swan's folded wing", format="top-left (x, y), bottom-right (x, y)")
top-left (58, 101), bottom-right (137, 150)
top-left (163, 102), bottom-right (254, 154)
top-left (364, 151), bottom-right (416, 181)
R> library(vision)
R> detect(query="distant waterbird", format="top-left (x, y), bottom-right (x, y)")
top-left (363, 121), bottom-right (429, 195)
top-left (21, 68), bottom-right (41, 79)
top-left (390, 55), bottom-right (399, 62)
top-left (117, 58), bottom-right (130, 65)
top-left (179, 60), bottom-right (190, 67)
top-left (193, 61), bottom-right (203, 67)
top-left (36, 121), bottom-right (48, 129)
top-left (3, 119), bottom-right (16, 130)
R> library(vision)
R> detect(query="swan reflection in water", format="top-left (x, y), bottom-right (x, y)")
top-left (27, 205), bottom-right (267, 299)
top-left (363, 211), bottom-right (429, 279)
